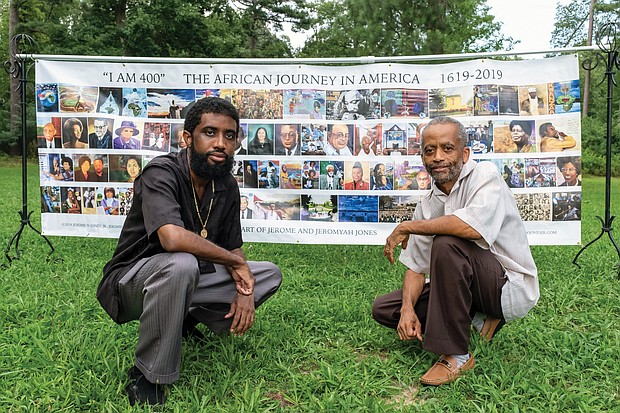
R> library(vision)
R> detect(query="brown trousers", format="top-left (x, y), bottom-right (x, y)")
top-left (372, 235), bottom-right (507, 355)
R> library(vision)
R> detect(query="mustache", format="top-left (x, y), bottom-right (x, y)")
top-left (205, 149), bottom-right (228, 158)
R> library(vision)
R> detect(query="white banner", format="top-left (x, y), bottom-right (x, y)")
top-left (35, 55), bottom-right (582, 245)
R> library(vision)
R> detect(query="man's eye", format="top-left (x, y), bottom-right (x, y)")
top-left (204, 129), bottom-right (215, 136)
top-left (225, 132), bottom-right (236, 140)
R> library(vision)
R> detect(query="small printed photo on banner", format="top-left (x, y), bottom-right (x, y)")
top-left (493, 158), bottom-right (525, 189)
top-left (552, 192), bottom-right (581, 221)
top-left (282, 89), bottom-right (326, 119)
top-left (369, 161), bottom-right (394, 191)
top-left (301, 160), bottom-right (320, 189)
top-left (90, 154), bottom-right (109, 182)
top-left (326, 124), bottom-right (354, 156)
top-left (381, 122), bottom-right (407, 156)
top-left (519, 84), bottom-right (549, 116)
top-left (39, 153), bottom-right (61, 182)
top-left (556, 156), bottom-right (582, 187)
top-left (406, 123), bottom-right (422, 155)
top-left (112, 119), bottom-right (143, 150)
top-left (243, 160), bottom-right (259, 188)
top-left (232, 89), bottom-right (283, 120)
top-left (142, 121), bottom-right (171, 152)
top-left (118, 188), bottom-right (134, 216)
top-left (552, 80), bottom-right (580, 114)
top-left (61, 187), bottom-right (81, 214)
top-left (36, 83), bottom-right (59, 113)
top-left (355, 122), bottom-right (382, 157)
top-left (493, 119), bottom-right (537, 153)
top-left (62, 117), bottom-right (89, 149)
top-left (258, 160), bottom-right (280, 189)
top-left (73, 154), bottom-right (95, 182)
top-left (82, 186), bottom-right (97, 214)
top-left (251, 191), bottom-right (300, 220)
top-left (300, 124), bottom-right (327, 156)
top-left (37, 116), bottom-right (62, 149)
top-left (96, 87), bottom-right (122, 116)
top-left (195, 89), bottom-right (221, 100)
top-left (87, 117), bottom-right (114, 149)
top-left (97, 186), bottom-right (120, 215)
top-left (239, 194), bottom-right (254, 220)
top-left (380, 89), bottom-right (428, 119)
top-left (326, 89), bottom-right (380, 120)
top-left (536, 115), bottom-right (580, 152)
top-left (463, 120), bottom-right (493, 154)
top-left (393, 160), bottom-right (427, 191)
top-left (498, 85), bottom-right (520, 116)
top-left (379, 195), bottom-right (419, 223)
top-left (525, 158), bottom-right (557, 188)
top-left (275, 124), bottom-right (301, 156)
top-left (429, 86), bottom-right (474, 118)
top-left (280, 162), bottom-right (302, 190)
top-left (109, 154), bottom-right (142, 183)
top-left (338, 195), bottom-right (378, 222)
top-left (122, 87), bottom-right (148, 118)
top-left (515, 193), bottom-right (552, 221)
top-left (343, 160), bottom-right (370, 190)
top-left (232, 160), bottom-right (244, 186)
top-left (146, 88), bottom-right (195, 119)
top-left (236, 123), bottom-right (248, 155)
top-left (58, 85), bottom-right (98, 113)
top-left (41, 185), bottom-right (61, 214)
top-left (319, 161), bottom-right (344, 190)
top-left (301, 194), bottom-right (338, 222)
top-left (247, 124), bottom-right (275, 155)
top-left (169, 123), bottom-right (186, 153)
top-left (473, 84), bottom-right (499, 116)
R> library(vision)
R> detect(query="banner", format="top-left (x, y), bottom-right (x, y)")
top-left (35, 55), bottom-right (582, 245)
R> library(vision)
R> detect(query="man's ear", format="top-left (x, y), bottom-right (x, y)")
top-left (183, 130), bottom-right (192, 148)
top-left (462, 146), bottom-right (471, 164)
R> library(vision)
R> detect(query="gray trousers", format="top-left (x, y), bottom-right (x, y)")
top-left (117, 252), bottom-right (282, 384)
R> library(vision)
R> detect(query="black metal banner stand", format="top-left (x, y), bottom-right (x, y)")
top-left (3, 34), bottom-right (56, 265)
top-left (574, 22), bottom-right (620, 275)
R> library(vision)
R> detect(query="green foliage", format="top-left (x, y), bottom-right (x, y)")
top-left (300, 0), bottom-right (513, 58)
top-left (1, 165), bottom-right (620, 411)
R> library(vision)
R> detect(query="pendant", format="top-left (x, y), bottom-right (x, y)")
top-left (201, 229), bottom-right (208, 238)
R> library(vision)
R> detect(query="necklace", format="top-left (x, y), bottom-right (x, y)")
top-left (189, 168), bottom-right (215, 239)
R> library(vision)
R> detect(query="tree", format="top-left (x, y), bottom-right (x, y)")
top-left (300, 0), bottom-right (513, 58)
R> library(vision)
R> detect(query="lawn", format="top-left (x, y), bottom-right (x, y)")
top-left (1, 164), bottom-right (619, 412)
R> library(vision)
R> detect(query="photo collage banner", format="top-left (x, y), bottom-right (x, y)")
top-left (35, 55), bottom-right (581, 245)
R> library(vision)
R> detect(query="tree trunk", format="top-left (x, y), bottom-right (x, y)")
top-left (582, 0), bottom-right (596, 118)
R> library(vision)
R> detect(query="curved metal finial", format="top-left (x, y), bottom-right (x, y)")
top-left (596, 22), bottom-right (620, 54)
top-left (582, 22), bottom-right (620, 87)
top-left (4, 34), bottom-right (36, 78)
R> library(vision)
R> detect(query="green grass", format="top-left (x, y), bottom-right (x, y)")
top-left (1, 164), bottom-right (619, 412)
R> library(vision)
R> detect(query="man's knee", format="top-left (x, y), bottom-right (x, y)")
top-left (155, 252), bottom-right (199, 290)
top-left (431, 235), bottom-right (465, 253)
top-left (254, 261), bottom-right (283, 289)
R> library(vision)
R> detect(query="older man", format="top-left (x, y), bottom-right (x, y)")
top-left (89, 118), bottom-right (113, 149)
top-left (38, 122), bottom-right (62, 148)
top-left (275, 124), bottom-right (300, 156)
top-left (325, 124), bottom-right (353, 156)
top-left (373, 116), bottom-right (538, 386)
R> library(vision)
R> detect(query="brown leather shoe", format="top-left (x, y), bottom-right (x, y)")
top-left (480, 317), bottom-right (505, 342)
top-left (420, 353), bottom-right (475, 386)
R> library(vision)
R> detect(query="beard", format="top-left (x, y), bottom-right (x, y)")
top-left (427, 161), bottom-right (462, 185)
top-left (190, 146), bottom-right (234, 180)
